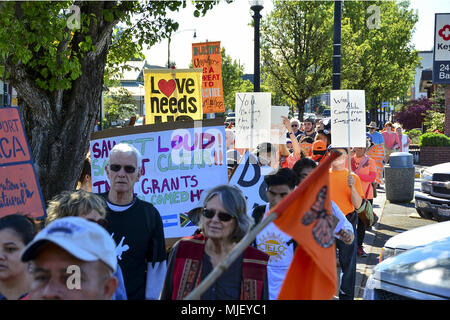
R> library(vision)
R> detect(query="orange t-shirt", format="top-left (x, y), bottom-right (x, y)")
top-left (329, 168), bottom-right (364, 215)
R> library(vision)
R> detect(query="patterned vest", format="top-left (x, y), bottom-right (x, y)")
top-left (171, 233), bottom-right (269, 300)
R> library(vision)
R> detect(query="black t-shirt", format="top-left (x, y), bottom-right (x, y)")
top-left (101, 193), bottom-right (167, 300)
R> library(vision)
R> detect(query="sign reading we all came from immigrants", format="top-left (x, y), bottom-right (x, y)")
top-left (192, 41), bottom-right (225, 113)
top-left (330, 90), bottom-right (366, 148)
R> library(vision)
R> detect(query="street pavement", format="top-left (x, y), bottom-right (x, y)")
top-left (334, 165), bottom-right (437, 300)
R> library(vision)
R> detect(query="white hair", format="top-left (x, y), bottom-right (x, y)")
top-left (290, 118), bottom-right (300, 126)
top-left (108, 143), bottom-right (142, 171)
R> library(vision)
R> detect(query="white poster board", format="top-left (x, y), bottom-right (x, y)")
top-left (89, 119), bottom-right (228, 238)
top-left (228, 151), bottom-right (274, 217)
top-left (330, 90), bottom-right (366, 148)
top-left (271, 106), bottom-right (289, 144)
top-left (235, 92), bottom-right (271, 149)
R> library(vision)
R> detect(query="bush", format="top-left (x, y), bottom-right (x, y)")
top-left (393, 98), bottom-right (434, 130)
top-left (419, 132), bottom-right (450, 147)
top-left (404, 128), bottom-right (422, 145)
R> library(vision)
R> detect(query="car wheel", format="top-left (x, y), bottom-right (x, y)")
top-left (416, 208), bottom-right (433, 220)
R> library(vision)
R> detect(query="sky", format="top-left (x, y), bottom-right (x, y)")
top-left (143, 0), bottom-right (450, 73)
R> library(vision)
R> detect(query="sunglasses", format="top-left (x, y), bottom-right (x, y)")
top-left (202, 208), bottom-right (234, 222)
top-left (291, 124), bottom-right (298, 127)
top-left (109, 164), bottom-right (137, 173)
top-left (87, 218), bottom-right (108, 228)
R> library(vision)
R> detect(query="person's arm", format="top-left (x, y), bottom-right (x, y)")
top-left (278, 143), bottom-right (290, 157)
top-left (159, 242), bottom-right (179, 300)
top-left (331, 201), bottom-right (355, 245)
top-left (348, 174), bottom-right (363, 210)
top-left (145, 207), bottom-right (168, 300)
top-left (282, 116), bottom-right (301, 158)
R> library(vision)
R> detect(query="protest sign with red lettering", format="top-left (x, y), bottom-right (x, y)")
top-left (89, 118), bottom-right (228, 239)
top-left (192, 41), bottom-right (225, 113)
top-left (0, 107), bottom-right (46, 218)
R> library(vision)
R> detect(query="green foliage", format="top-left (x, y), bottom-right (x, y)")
top-left (404, 128), bottom-right (421, 145)
top-left (341, 0), bottom-right (420, 110)
top-left (103, 87), bottom-right (138, 129)
top-left (260, 1), bottom-right (334, 120)
top-left (221, 47), bottom-right (253, 111)
top-left (430, 85), bottom-right (446, 113)
top-left (259, 0), bottom-right (420, 118)
top-left (419, 132), bottom-right (450, 147)
top-left (423, 109), bottom-right (445, 133)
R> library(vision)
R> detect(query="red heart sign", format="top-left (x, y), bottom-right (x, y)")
top-left (158, 79), bottom-right (176, 97)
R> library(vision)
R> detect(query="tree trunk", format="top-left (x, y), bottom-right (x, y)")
top-left (7, 36), bottom-right (111, 203)
top-left (296, 100), bottom-right (305, 122)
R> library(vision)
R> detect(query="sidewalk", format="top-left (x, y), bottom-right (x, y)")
top-left (337, 164), bottom-right (427, 300)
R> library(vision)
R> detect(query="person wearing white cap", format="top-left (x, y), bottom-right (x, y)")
top-left (21, 217), bottom-right (118, 300)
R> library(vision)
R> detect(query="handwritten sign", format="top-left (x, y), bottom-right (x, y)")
top-left (235, 92), bottom-right (272, 149)
top-left (0, 107), bottom-right (46, 219)
top-left (144, 68), bottom-right (203, 124)
top-left (229, 151), bottom-right (273, 217)
top-left (330, 90), bottom-right (366, 148)
top-left (192, 41), bottom-right (225, 113)
top-left (270, 106), bottom-right (289, 144)
top-left (89, 119), bottom-right (228, 238)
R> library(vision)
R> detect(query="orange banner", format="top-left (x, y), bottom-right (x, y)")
top-left (192, 41), bottom-right (225, 113)
top-left (0, 107), bottom-right (45, 219)
top-left (0, 107), bottom-right (31, 165)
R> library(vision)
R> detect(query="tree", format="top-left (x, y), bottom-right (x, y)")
top-left (221, 47), bottom-right (253, 111)
top-left (103, 87), bottom-right (138, 129)
top-left (393, 98), bottom-right (434, 130)
top-left (0, 1), bottom-right (219, 201)
top-left (341, 0), bottom-right (420, 119)
top-left (260, 0), bottom-right (334, 121)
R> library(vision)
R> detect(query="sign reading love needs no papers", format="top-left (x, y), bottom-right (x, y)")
top-left (144, 68), bottom-right (203, 124)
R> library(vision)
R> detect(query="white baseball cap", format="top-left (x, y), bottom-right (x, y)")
top-left (22, 216), bottom-right (117, 272)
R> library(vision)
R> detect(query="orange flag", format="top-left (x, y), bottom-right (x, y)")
top-left (272, 152), bottom-right (339, 300)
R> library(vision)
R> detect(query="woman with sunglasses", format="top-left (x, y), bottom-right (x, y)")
top-left (45, 189), bottom-right (127, 300)
top-left (161, 185), bottom-right (269, 300)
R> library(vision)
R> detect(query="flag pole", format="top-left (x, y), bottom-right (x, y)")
top-left (184, 211), bottom-right (278, 300)
top-left (184, 152), bottom-right (339, 300)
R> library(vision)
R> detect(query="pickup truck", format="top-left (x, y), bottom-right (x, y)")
top-left (414, 162), bottom-right (450, 222)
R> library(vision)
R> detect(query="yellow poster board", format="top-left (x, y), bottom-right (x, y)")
top-left (144, 68), bottom-right (203, 124)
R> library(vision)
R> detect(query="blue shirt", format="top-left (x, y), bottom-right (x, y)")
top-left (367, 131), bottom-right (384, 145)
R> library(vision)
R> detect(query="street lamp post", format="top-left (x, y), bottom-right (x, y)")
top-left (250, 0), bottom-right (263, 92)
top-left (167, 29), bottom-right (197, 68)
top-left (332, 1), bottom-right (342, 90)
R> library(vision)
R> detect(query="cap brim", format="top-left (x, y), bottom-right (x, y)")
top-left (22, 238), bottom-right (99, 264)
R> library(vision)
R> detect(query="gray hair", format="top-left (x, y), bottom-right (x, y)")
top-left (108, 143), bottom-right (142, 171)
top-left (198, 185), bottom-right (253, 242)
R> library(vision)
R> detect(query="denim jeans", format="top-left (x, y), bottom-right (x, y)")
top-left (336, 211), bottom-right (357, 300)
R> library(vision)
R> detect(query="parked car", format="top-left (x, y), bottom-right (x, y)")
top-left (379, 220), bottom-right (450, 262)
top-left (414, 162), bottom-right (450, 221)
top-left (364, 236), bottom-right (450, 300)
top-left (321, 109), bottom-right (331, 117)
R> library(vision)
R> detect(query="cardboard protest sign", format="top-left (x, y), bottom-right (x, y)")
top-left (235, 92), bottom-right (272, 149)
top-left (192, 41), bottom-right (225, 113)
top-left (0, 107), bottom-right (46, 219)
top-left (228, 151), bottom-right (274, 216)
top-left (271, 106), bottom-right (289, 144)
top-left (90, 118), bottom-right (228, 238)
top-left (144, 68), bottom-right (203, 124)
top-left (330, 90), bottom-right (366, 148)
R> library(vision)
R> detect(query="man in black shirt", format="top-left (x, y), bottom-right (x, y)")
top-left (101, 143), bottom-right (166, 300)
top-left (302, 118), bottom-right (317, 140)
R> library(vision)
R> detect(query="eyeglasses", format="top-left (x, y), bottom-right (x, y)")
top-left (202, 208), bottom-right (234, 222)
top-left (87, 218), bottom-right (108, 228)
top-left (109, 164), bottom-right (136, 173)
